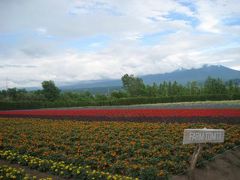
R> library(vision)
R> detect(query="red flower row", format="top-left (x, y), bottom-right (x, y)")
top-left (0, 108), bottom-right (239, 118)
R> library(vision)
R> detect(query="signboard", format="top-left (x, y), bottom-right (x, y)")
top-left (183, 129), bottom-right (225, 144)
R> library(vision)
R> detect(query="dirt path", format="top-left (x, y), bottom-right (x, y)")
top-left (0, 160), bottom-right (65, 180)
top-left (172, 146), bottom-right (240, 180)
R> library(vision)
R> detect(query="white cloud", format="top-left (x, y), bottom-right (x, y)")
top-left (36, 27), bottom-right (47, 35)
top-left (195, 0), bottom-right (240, 33)
top-left (0, 0), bottom-right (239, 88)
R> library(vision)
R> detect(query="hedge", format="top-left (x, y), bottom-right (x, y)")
top-left (0, 94), bottom-right (239, 110)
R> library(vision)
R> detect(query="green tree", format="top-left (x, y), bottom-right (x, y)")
top-left (226, 80), bottom-right (240, 95)
top-left (121, 74), bottom-right (145, 96)
top-left (41, 80), bottom-right (60, 101)
top-left (159, 81), bottom-right (168, 96)
top-left (82, 91), bottom-right (94, 100)
top-left (145, 83), bottom-right (159, 97)
top-left (187, 81), bottom-right (200, 95)
top-left (111, 90), bottom-right (128, 99)
top-left (204, 77), bottom-right (226, 94)
top-left (6, 88), bottom-right (18, 100)
top-left (95, 93), bottom-right (108, 101)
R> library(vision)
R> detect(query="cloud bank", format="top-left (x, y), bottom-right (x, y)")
top-left (0, 0), bottom-right (240, 88)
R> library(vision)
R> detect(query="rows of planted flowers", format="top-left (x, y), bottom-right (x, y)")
top-left (0, 150), bottom-right (134, 180)
top-left (0, 164), bottom-right (52, 180)
top-left (0, 118), bottom-right (239, 179)
top-left (0, 109), bottom-right (240, 123)
top-left (0, 108), bottom-right (240, 117)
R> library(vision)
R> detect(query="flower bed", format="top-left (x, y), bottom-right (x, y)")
top-left (0, 164), bottom-right (52, 180)
top-left (0, 150), bottom-right (135, 180)
top-left (0, 118), bottom-right (239, 178)
top-left (0, 109), bottom-right (239, 123)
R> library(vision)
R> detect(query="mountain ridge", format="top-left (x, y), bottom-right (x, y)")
top-left (61, 65), bottom-right (240, 92)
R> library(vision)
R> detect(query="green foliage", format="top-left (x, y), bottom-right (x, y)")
top-left (139, 167), bottom-right (158, 180)
top-left (0, 76), bottom-right (239, 110)
top-left (41, 80), bottom-right (61, 101)
top-left (187, 81), bottom-right (200, 95)
top-left (145, 83), bottom-right (159, 97)
top-left (111, 90), bottom-right (128, 99)
top-left (121, 75), bottom-right (239, 99)
top-left (121, 74), bottom-right (145, 96)
top-left (95, 93), bottom-right (108, 101)
top-left (204, 77), bottom-right (227, 94)
top-left (0, 88), bottom-right (28, 101)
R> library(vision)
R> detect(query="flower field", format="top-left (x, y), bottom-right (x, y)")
top-left (0, 118), bottom-right (239, 179)
top-left (1, 108), bottom-right (240, 117)
top-left (0, 109), bottom-right (240, 123)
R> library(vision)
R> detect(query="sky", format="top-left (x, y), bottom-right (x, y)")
top-left (0, 0), bottom-right (240, 89)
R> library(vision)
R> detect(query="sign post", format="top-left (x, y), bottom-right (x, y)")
top-left (183, 128), bottom-right (225, 180)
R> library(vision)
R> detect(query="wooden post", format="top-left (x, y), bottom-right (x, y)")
top-left (183, 128), bottom-right (224, 180)
top-left (188, 144), bottom-right (203, 180)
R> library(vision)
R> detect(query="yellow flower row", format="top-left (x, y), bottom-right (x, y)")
top-left (0, 150), bottom-right (137, 180)
top-left (0, 165), bottom-right (52, 180)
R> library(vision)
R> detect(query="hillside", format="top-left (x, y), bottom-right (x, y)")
top-left (142, 65), bottom-right (240, 84)
top-left (61, 65), bottom-right (240, 92)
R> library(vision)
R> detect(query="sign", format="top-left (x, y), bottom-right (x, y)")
top-left (183, 129), bottom-right (225, 144)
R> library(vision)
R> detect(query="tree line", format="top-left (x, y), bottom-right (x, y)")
top-left (0, 75), bottom-right (239, 110)
top-left (120, 74), bottom-right (240, 97)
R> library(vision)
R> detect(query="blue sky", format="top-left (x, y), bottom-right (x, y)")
top-left (0, 0), bottom-right (240, 88)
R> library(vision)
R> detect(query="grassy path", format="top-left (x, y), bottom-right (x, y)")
top-left (41, 100), bottom-right (240, 110)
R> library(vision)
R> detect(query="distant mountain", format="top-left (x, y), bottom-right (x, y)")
top-left (141, 65), bottom-right (240, 84)
top-left (61, 65), bottom-right (240, 93)
top-left (61, 80), bottom-right (122, 92)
